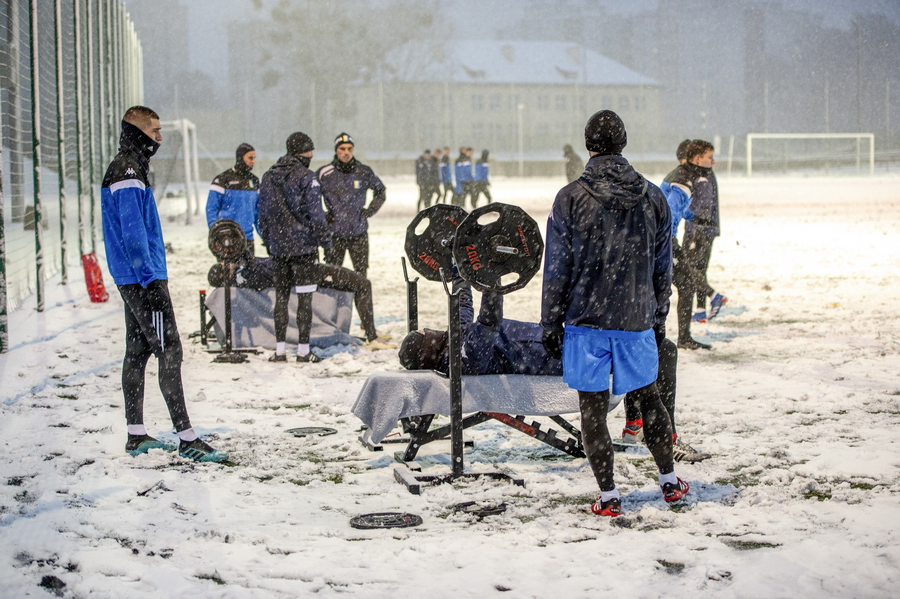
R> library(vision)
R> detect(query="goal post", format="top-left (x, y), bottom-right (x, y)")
top-left (746, 133), bottom-right (875, 176)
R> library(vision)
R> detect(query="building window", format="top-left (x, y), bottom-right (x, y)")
top-left (473, 122), bottom-right (484, 138)
top-left (490, 95), bottom-right (502, 110)
top-left (633, 96), bottom-right (644, 110)
top-left (472, 95), bottom-right (484, 111)
top-left (602, 96), bottom-right (613, 109)
top-left (537, 95), bottom-right (550, 110)
top-left (619, 96), bottom-right (630, 110)
top-left (556, 95), bottom-right (567, 111)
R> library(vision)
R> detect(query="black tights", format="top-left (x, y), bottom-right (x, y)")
top-left (624, 338), bottom-right (677, 433)
top-left (579, 382), bottom-right (674, 492)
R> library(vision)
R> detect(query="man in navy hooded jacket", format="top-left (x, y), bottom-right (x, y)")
top-left (259, 131), bottom-right (332, 363)
top-left (540, 110), bottom-right (687, 516)
top-left (101, 106), bottom-right (226, 462)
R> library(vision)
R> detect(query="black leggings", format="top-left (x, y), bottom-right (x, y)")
top-left (624, 338), bottom-right (677, 433)
top-left (118, 283), bottom-right (191, 432)
top-left (579, 383), bottom-right (674, 492)
top-left (324, 234), bottom-right (369, 278)
top-left (273, 255), bottom-right (317, 344)
top-left (315, 263), bottom-right (377, 341)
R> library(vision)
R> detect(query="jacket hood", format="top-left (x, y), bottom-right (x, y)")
top-left (577, 154), bottom-right (647, 210)
top-left (267, 154), bottom-right (307, 185)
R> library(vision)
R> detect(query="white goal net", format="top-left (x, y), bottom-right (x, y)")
top-left (746, 133), bottom-right (874, 176)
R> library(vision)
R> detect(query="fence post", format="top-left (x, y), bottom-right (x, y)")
top-left (54, 0), bottom-right (69, 284)
top-left (0, 135), bottom-right (7, 353)
top-left (74, 0), bottom-right (87, 259)
top-left (87, 0), bottom-right (99, 252)
top-left (28, 0), bottom-right (45, 312)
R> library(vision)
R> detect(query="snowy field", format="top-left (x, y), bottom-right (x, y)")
top-left (1, 173), bottom-right (899, 597)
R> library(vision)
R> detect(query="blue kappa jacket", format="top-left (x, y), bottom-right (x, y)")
top-left (541, 154), bottom-right (672, 333)
top-left (206, 164), bottom-right (260, 240)
top-left (101, 122), bottom-right (167, 287)
top-left (258, 154), bottom-right (331, 256)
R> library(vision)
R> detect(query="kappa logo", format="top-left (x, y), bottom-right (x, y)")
top-left (125, 167), bottom-right (136, 177)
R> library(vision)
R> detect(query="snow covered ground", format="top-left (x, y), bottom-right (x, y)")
top-left (1, 173), bottom-right (899, 598)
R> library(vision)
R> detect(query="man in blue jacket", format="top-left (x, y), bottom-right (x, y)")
top-left (101, 106), bottom-right (226, 462)
top-left (541, 110), bottom-right (687, 516)
top-left (206, 143), bottom-right (260, 259)
top-left (259, 131), bottom-right (331, 363)
top-left (452, 147), bottom-right (474, 207)
top-left (472, 149), bottom-right (492, 207)
top-left (318, 133), bottom-right (386, 278)
top-left (439, 146), bottom-right (454, 203)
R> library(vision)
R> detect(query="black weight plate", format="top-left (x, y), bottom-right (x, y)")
top-left (208, 219), bottom-right (247, 262)
top-left (286, 427), bottom-right (338, 438)
top-left (453, 203), bottom-right (543, 294)
top-left (405, 204), bottom-right (469, 282)
top-left (349, 512), bottom-right (424, 530)
top-left (452, 501), bottom-right (507, 518)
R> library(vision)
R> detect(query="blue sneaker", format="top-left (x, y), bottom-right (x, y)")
top-left (126, 434), bottom-right (176, 455)
top-left (178, 438), bottom-right (229, 463)
top-left (692, 311), bottom-right (707, 323)
top-left (709, 294), bottom-right (728, 320)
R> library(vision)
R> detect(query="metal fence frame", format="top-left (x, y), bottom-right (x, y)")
top-left (0, 0), bottom-right (143, 353)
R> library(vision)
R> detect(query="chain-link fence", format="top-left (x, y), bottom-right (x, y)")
top-left (0, 0), bottom-right (142, 352)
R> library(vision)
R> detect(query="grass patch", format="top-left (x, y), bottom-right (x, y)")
top-left (715, 475), bottom-right (759, 488)
top-left (803, 489), bottom-right (832, 501)
top-left (196, 573), bottom-right (226, 585)
top-left (849, 482), bottom-right (874, 490)
top-left (658, 560), bottom-right (685, 574)
top-left (721, 539), bottom-right (781, 551)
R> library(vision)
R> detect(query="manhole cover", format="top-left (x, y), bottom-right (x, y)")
top-left (286, 427), bottom-right (337, 438)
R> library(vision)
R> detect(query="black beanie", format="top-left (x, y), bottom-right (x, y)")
top-left (334, 132), bottom-right (354, 150)
top-left (398, 329), bottom-right (448, 370)
top-left (235, 143), bottom-right (254, 164)
top-left (584, 110), bottom-right (627, 155)
top-left (286, 132), bottom-right (314, 156)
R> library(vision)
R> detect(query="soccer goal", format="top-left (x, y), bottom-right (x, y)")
top-left (746, 133), bottom-right (874, 176)
top-left (160, 119), bottom-right (203, 224)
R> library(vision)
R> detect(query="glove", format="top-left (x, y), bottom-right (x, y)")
top-left (653, 323), bottom-right (666, 348)
top-left (325, 212), bottom-right (335, 224)
top-left (145, 280), bottom-right (169, 312)
top-left (360, 208), bottom-right (371, 219)
top-left (543, 328), bottom-right (564, 360)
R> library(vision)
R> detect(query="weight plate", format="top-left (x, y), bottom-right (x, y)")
top-left (452, 501), bottom-right (507, 518)
top-left (349, 512), bottom-right (424, 530)
top-left (453, 203), bottom-right (543, 294)
top-left (405, 204), bottom-right (469, 282)
top-left (208, 219), bottom-right (247, 262)
top-left (286, 427), bottom-right (338, 438)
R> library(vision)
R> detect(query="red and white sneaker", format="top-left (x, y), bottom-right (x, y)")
top-left (591, 497), bottom-right (622, 517)
top-left (621, 419), bottom-right (644, 444)
top-left (662, 478), bottom-right (690, 503)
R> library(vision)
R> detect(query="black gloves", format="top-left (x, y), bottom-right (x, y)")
top-left (145, 280), bottom-right (169, 313)
top-left (543, 328), bottom-right (564, 360)
top-left (360, 207), bottom-right (371, 219)
top-left (325, 212), bottom-right (335, 224)
top-left (653, 323), bottom-right (666, 348)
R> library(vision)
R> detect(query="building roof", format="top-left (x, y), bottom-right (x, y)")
top-left (375, 40), bottom-right (658, 86)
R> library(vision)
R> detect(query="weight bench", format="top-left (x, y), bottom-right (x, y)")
top-left (352, 370), bottom-right (623, 478)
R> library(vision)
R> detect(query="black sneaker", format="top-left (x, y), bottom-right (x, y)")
top-left (178, 438), bottom-right (228, 463)
top-left (590, 496), bottom-right (622, 517)
top-left (296, 352), bottom-right (323, 363)
top-left (673, 438), bottom-right (712, 463)
top-left (268, 353), bottom-right (287, 362)
top-left (662, 478), bottom-right (690, 503)
top-left (126, 434), bottom-right (176, 455)
top-left (677, 338), bottom-right (712, 350)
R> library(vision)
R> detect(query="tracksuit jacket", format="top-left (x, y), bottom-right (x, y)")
top-left (439, 156), bottom-right (453, 185)
top-left (541, 154), bottom-right (672, 334)
top-left (317, 157), bottom-right (386, 238)
top-left (258, 154), bottom-right (331, 257)
top-left (101, 121), bottom-right (167, 287)
top-left (454, 155), bottom-right (473, 194)
top-left (206, 163), bottom-right (260, 240)
top-left (475, 160), bottom-right (490, 183)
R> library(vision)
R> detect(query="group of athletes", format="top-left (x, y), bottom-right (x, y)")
top-left (101, 103), bottom-right (721, 515)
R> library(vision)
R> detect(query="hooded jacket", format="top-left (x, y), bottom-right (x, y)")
top-left (206, 162), bottom-right (260, 240)
top-left (258, 154), bottom-right (331, 256)
top-left (541, 154), bottom-right (672, 333)
top-left (316, 157), bottom-right (386, 238)
top-left (101, 121), bottom-right (166, 287)
top-left (475, 151), bottom-right (490, 183)
top-left (439, 154), bottom-right (453, 185)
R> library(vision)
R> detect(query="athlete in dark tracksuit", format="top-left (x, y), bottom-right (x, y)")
top-left (259, 132), bottom-right (331, 362)
top-left (102, 107), bottom-right (225, 462)
top-left (206, 143), bottom-right (260, 260)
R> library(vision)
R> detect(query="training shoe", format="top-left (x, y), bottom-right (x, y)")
top-left (296, 352), bottom-right (323, 363)
top-left (591, 497), bottom-right (622, 517)
top-left (126, 434), bottom-right (176, 455)
top-left (365, 337), bottom-right (397, 351)
top-left (621, 421), bottom-right (644, 444)
top-left (708, 294), bottom-right (728, 320)
top-left (673, 438), bottom-right (712, 463)
top-left (662, 478), bottom-right (690, 503)
top-left (692, 311), bottom-right (707, 323)
top-left (178, 438), bottom-right (228, 463)
top-left (268, 353), bottom-right (287, 362)
top-left (677, 338), bottom-right (712, 350)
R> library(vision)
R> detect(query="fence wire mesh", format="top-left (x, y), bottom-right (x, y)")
top-left (0, 0), bottom-right (142, 352)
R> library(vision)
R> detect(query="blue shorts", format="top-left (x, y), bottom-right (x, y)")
top-left (562, 325), bottom-right (658, 394)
